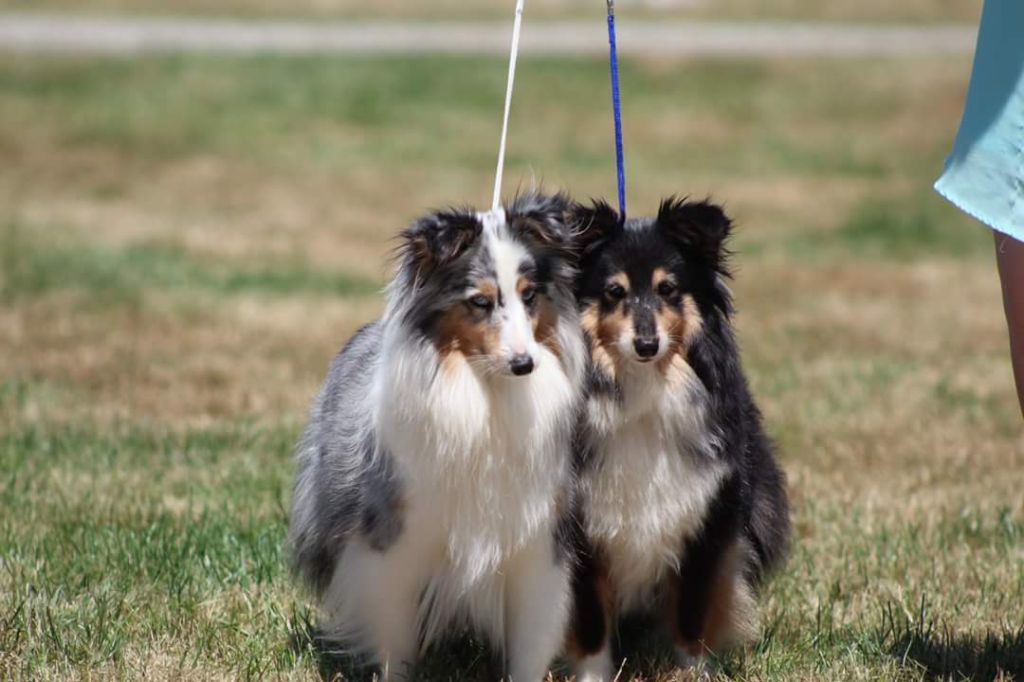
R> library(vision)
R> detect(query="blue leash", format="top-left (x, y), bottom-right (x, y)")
top-left (606, 0), bottom-right (627, 219)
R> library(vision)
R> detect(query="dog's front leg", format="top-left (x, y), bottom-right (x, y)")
top-left (504, 533), bottom-right (571, 681)
top-left (341, 541), bottom-right (425, 680)
top-left (566, 539), bottom-right (614, 682)
top-left (668, 473), bottom-right (746, 664)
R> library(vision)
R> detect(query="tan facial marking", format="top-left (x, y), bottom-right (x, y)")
top-left (533, 296), bottom-right (562, 360)
top-left (656, 307), bottom-right (685, 367)
top-left (599, 272), bottom-right (630, 352)
top-left (598, 309), bottom-right (628, 352)
top-left (653, 267), bottom-right (675, 289)
top-left (477, 280), bottom-right (498, 303)
top-left (581, 303), bottom-right (618, 381)
top-left (583, 273), bottom-right (634, 378)
top-left (580, 303), bottom-right (600, 338)
top-left (435, 282), bottom-right (500, 370)
top-left (436, 306), bottom-right (499, 358)
top-left (516, 275), bottom-right (534, 297)
top-left (587, 299), bottom-right (629, 359)
top-left (608, 271), bottom-right (629, 291)
top-left (513, 275), bottom-right (561, 359)
top-left (656, 294), bottom-right (704, 373)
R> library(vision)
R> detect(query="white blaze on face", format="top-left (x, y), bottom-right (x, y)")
top-left (479, 210), bottom-right (538, 368)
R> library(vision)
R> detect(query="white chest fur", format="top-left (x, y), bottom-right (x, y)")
top-left (376, 335), bottom-right (578, 585)
top-left (582, 357), bottom-right (725, 609)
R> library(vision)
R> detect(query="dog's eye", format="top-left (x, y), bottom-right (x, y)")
top-left (468, 294), bottom-right (493, 310)
top-left (605, 283), bottom-right (627, 301)
top-left (657, 281), bottom-right (677, 298)
top-left (521, 285), bottom-right (537, 305)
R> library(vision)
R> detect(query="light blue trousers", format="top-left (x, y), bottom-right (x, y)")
top-left (935, 0), bottom-right (1024, 242)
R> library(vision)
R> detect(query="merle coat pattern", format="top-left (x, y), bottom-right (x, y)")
top-left (289, 192), bottom-right (587, 681)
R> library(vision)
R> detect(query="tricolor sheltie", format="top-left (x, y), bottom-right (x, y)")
top-left (288, 192), bottom-right (586, 680)
top-left (566, 198), bottom-right (791, 679)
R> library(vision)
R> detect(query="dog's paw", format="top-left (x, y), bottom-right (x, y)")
top-left (675, 647), bottom-right (717, 680)
top-left (573, 651), bottom-right (616, 682)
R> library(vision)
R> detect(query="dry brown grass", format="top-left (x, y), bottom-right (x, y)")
top-left (1, 291), bottom-right (381, 425)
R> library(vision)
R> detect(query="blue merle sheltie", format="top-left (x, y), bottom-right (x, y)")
top-left (565, 198), bottom-right (791, 679)
top-left (288, 192), bottom-right (587, 680)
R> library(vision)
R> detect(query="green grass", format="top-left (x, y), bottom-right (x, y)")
top-left (0, 423), bottom-right (308, 679)
top-left (0, 55), bottom-right (973, 223)
top-left (0, 223), bottom-right (379, 303)
top-left (0, 56), bottom-right (526, 167)
top-left (1, 51), bottom-right (1021, 680)
top-left (2, 421), bottom-right (1022, 680)
top-left (0, 56), bottom-right (947, 174)
top-left (782, 191), bottom-right (993, 261)
top-left (831, 197), bottom-right (990, 259)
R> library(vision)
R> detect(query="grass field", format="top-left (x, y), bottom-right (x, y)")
top-left (1, 48), bottom-right (1022, 681)
top-left (0, 0), bottom-right (983, 23)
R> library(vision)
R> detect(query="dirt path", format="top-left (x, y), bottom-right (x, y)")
top-left (0, 13), bottom-right (976, 57)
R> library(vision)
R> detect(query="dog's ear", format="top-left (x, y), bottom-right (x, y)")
top-left (506, 192), bottom-right (574, 258)
top-left (569, 199), bottom-right (622, 256)
top-left (657, 197), bottom-right (733, 275)
top-left (401, 210), bottom-right (482, 278)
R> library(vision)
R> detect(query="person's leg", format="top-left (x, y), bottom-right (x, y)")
top-left (994, 231), bottom-right (1024, 417)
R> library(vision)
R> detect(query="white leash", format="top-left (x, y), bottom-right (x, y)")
top-left (492, 0), bottom-right (525, 212)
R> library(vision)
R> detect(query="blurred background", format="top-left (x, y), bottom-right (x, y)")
top-left (3, 1), bottom-right (1023, 680)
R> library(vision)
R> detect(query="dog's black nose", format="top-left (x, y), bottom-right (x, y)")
top-left (634, 337), bottom-right (659, 359)
top-left (509, 354), bottom-right (535, 376)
